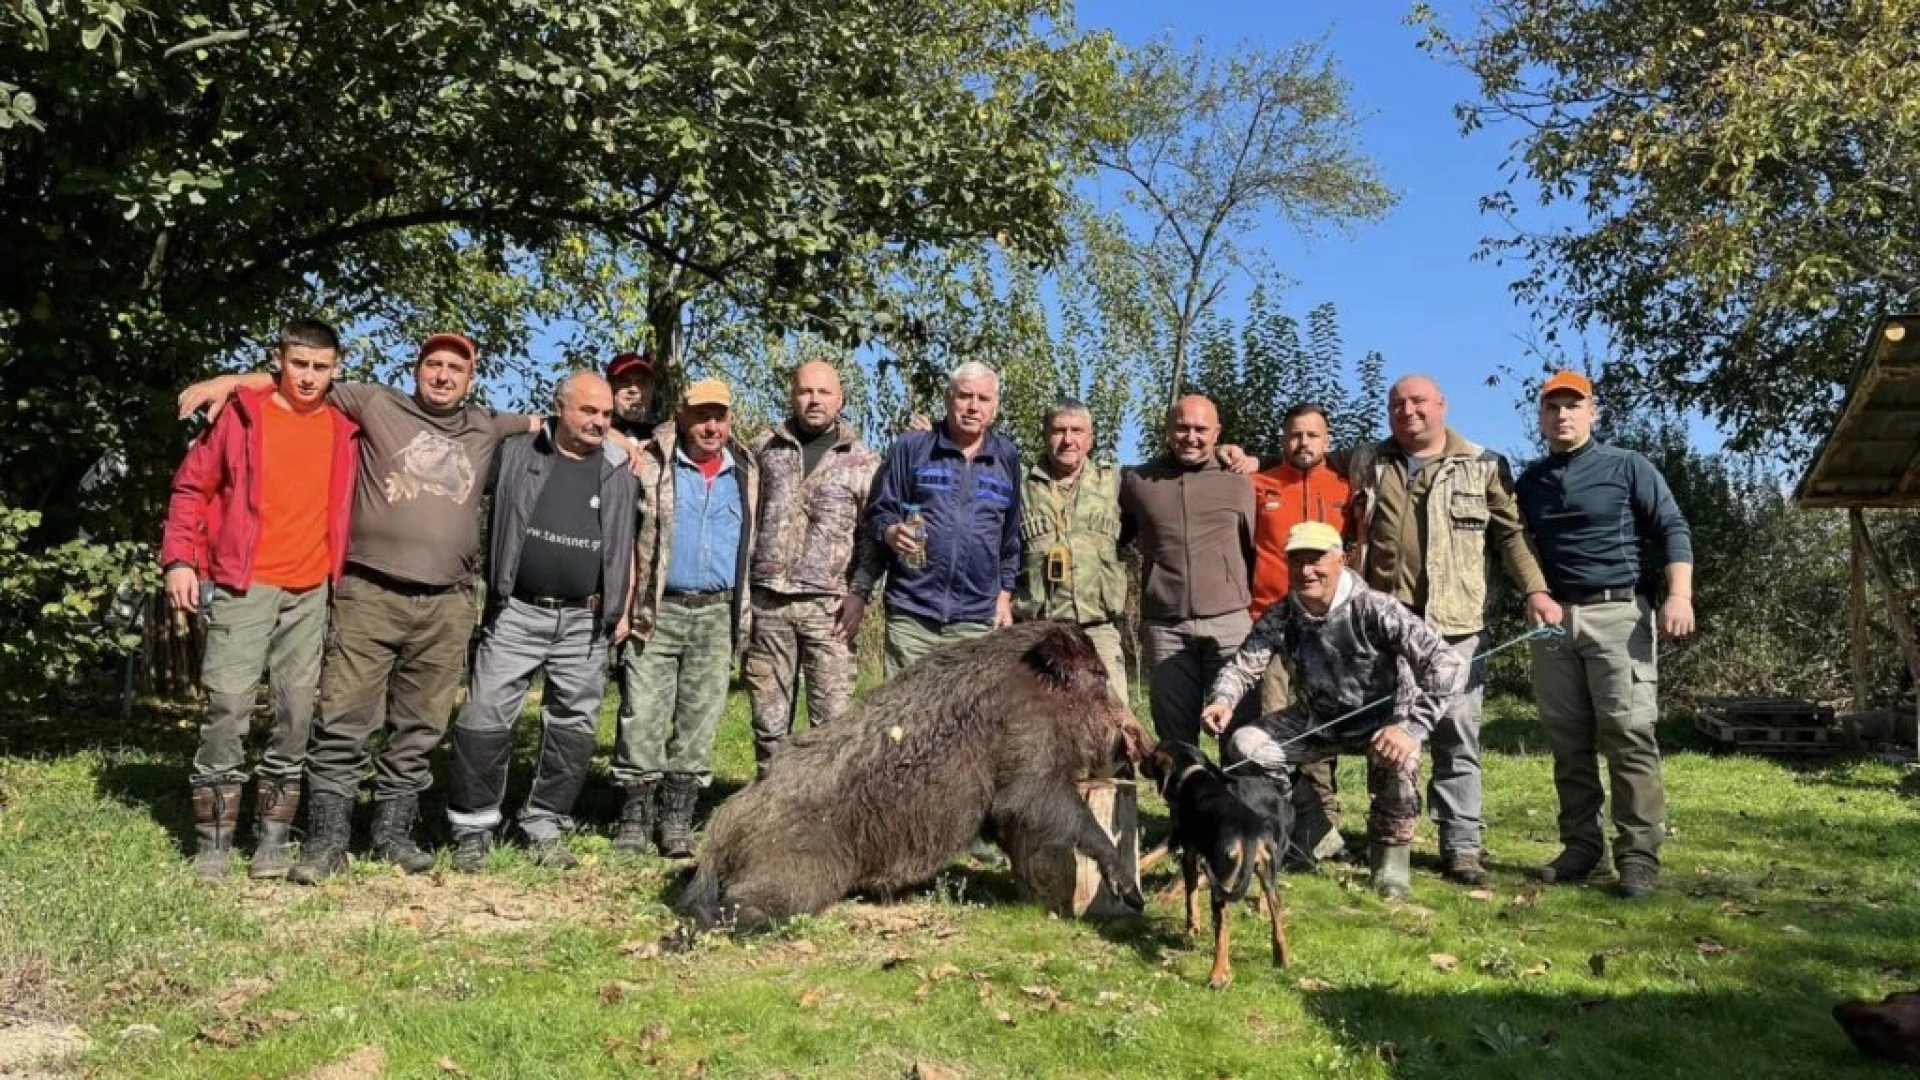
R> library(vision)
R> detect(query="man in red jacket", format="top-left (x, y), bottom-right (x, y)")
top-left (1248, 403), bottom-right (1351, 868)
top-left (161, 319), bottom-right (358, 881)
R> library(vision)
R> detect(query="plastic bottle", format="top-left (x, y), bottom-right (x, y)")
top-left (901, 503), bottom-right (929, 571)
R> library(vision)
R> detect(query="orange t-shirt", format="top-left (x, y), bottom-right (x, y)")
top-left (1250, 461), bottom-right (1351, 619)
top-left (252, 400), bottom-right (337, 590)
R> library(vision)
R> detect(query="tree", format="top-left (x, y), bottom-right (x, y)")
top-left (1088, 36), bottom-right (1395, 411)
top-left (1414, 0), bottom-right (1920, 453)
top-left (1, 0), bottom-right (1114, 545)
top-left (1184, 295), bottom-right (1382, 463)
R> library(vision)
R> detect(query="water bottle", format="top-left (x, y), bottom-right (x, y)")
top-left (901, 503), bottom-right (929, 571)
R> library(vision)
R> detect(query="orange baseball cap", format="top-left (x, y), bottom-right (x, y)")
top-left (418, 332), bottom-right (477, 362)
top-left (1540, 370), bottom-right (1592, 399)
top-left (683, 377), bottom-right (732, 409)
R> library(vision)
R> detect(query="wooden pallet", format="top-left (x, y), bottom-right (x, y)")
top-left (1694, 712), bottom-right (1841, 754)
top-left (1696, 697), bottom-right (1837, 728)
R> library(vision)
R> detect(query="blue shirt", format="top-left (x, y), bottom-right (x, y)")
top-left (868, 424), bottom-right (1023, 624)
top-left (665, 447), bottom-right (742, 593)
top-left (1516, 439), bottom-right (1694, 596)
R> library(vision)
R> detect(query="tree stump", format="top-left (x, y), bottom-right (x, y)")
top-left (1004, 779), bottom-right (1140, 920)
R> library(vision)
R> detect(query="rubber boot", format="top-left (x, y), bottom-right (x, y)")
top-left (612, 780), bottom-right (657, 856)
top-left (370, 794), bottom-right (435, 873)
top-left (1369, 843), bottom-right (1413, 900)
top-left (248, 776), bottom-right (302, 880)
top-left (191, 781), bottom-right (242, 881)
top-left (289, 791), bottom-right (353, 886)
top-left (656, 774), bottom-right (701, 858)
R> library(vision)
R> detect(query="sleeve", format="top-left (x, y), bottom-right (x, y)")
top-left (1366, 594), bottom-right (1467, 740)
top-left (490, 409), bottom-right (538, 439)
top-left (1237, 472), bottom-right (1257, 578)
top-left (999, 444), bottom-right (1023, 594)
top-left (868, 437), bottom-right (914, 545)
top-left (1205, 604), bottom-right (1285, 712)
top-left (159, 413), bottom-right (232, 571)
top-left (1629, 451), bottom-right (1694, 567)
top-left (847, 454), bottom-right (887, 600)
top-left (1485, 452), bottom-right (1550, 596)
top-left (1117, 467), bottom-right (1138, 550)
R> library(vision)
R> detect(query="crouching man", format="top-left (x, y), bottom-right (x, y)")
top-left (1201, 521), bottom-right (1466, 900)
top-left (445, 372), bottom-right (637, 871)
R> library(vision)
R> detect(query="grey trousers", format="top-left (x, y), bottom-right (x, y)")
top-left (612, 598), bottom-right (735, 785)
top-left (193, 582), bottom-right (329, 784)
top-left (1530, 597), bottom-right (1665, 867)
top-left (1427, 630), bottom-right (1487, 856)
top-left (447, 600), bottom-right (608, 840)
top-left (1142, 610), bottom-right (1254, 746)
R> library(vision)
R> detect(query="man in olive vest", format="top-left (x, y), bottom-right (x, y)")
top-left (1013, 399), bottom-right (1130, 704)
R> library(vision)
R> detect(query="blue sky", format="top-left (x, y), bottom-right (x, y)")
top-left (1076, 0), bottom-right (1584, 460)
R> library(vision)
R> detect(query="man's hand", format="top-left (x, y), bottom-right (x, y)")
top-left (994, 591), bottom-right (1014, 629)
top-left (164, 566), bottom-right (201, 613)
top-left (177, 375), bottom-right (240, 423)
top-left (884, 522), bottom-right (923, 559)
top-left (1218, 444), bottom-right (1259, 475)
top-left (1524, 590), bottom-right (1564, 628)
top-left (608, 431), bottom-right (648, 477)
top-left (613, 614), bottom-right (631, 646)
top-left (1200, 699), bottom-right (1233, 736)
top-left (1369, 724), bottom-right (1420, 770)
top-left (1659, 595), bottom-right (1695, 639)
top-left (905, 412), bottom-right (932, 433)
top-left (832, 594), bottom-right (867, 642)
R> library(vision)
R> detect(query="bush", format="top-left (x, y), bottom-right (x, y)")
top-left (0, 504), bottom-right (147, 708)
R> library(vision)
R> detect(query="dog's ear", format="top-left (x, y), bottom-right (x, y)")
top-left (1020, 623), bottom-right (1106, 698)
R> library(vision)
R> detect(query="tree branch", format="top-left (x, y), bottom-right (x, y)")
top-left (163, 21), bottom-right (293, 60)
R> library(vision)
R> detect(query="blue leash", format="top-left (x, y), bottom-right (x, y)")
top-left (1217, 622), bottom-right (1568, 770)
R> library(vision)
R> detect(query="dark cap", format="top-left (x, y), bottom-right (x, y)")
top-left (608, 351), bottom-right (655, 381)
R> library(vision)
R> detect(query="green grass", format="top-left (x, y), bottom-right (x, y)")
top-left (2, 690), bottom-right (1917, 1078)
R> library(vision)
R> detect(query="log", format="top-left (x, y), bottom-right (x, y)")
top-left (1004, 779), bottom-right (1140, 920)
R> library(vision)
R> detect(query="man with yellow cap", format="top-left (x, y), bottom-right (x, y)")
top-left (611, 377), bottom-right (760, 858)
top-left (1200, 520), bottom-right (1468, 899)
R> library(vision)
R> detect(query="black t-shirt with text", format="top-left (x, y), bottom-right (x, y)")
top-left (514, 452), bottom-right (604, 600)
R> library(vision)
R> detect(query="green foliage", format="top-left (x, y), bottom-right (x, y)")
top-left (1088, 36), bottom-right (1395, 411)
top-left (1414, 0), bottom-right (1920, 452)
top-left (1184, 293), bottom-right (1385, 463)
top-left (0, 506), bottom-right (144, 708)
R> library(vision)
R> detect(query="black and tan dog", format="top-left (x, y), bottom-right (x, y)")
top-left (1143, 739), bottom-right (1291, 988)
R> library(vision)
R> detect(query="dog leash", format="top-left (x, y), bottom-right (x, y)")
top-left (1216, 623), bottom-right (1567, 774)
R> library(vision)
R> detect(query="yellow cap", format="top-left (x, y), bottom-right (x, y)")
top-left (683, 377), bottom-right (732, 409)
top-left (1285, 521), bottom-right (1344, 554)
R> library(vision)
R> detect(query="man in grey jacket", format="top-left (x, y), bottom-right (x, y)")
top-left (445, 372), bottom-right (638, 871)
top-left (1202, 521), bottom-right (1467, 899)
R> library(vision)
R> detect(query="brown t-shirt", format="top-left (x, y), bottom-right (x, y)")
top-left (329, 383), bottom-right (529, 587)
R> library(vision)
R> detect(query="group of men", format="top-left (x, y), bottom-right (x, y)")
top-left (165, 318), bottom-right (1693, 904)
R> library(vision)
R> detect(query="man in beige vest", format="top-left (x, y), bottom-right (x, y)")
top-left (1347, 375), bottom-right (1562, 886)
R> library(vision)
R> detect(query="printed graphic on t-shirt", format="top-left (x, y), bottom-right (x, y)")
top-left (383, 430), bottom-right (477, 505)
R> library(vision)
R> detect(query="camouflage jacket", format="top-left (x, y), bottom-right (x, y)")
top-left (631, 420), bottom-right (760, 656)
top-left (1014, 462), bottom-right (1129, 624)
top-left (748, 419), bottom-right (883, 600)
top-left (1207, 570), bottom-right (1466, 741)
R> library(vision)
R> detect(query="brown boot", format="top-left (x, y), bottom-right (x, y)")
top-left (191, 781), bottom-right (242, 881)
top-left (248, 776), bottom-right (302, 880)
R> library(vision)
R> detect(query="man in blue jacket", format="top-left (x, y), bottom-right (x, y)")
top-left (867, 361), bottom-right (1022, 675)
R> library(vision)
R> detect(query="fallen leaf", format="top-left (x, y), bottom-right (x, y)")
top-left (1467, 889), bottom-right (1495, 902)
top-left (994, 1010), bottom-right (1014, 1026)
top-left (977, 982), bottom-right (994, 1003)
top-left (212, 977), bottom-right (273, 1018)
top-left (1021, 986), bottom-right (1059, 1001)
top-left (1693, 937), bottom-right (1730, 956)
top-left (600, 981), bottom-right (642, 1006)
top-left (1782, 924), bottom-right (1806, 935)
top-left (196, 1025), bottom-right (247, 1048)
top-left (1521, 960), bottom-right (1553, 978)
top-left (682, 1061), bottom-right (707, 1079)
top-left (799, 987), bottom-right (830, 1008)
top-left (618, 939), bottom-right (662, 959)
top-left (1294, 977), bottom-right (1333, 992)
top-left (639, 1022), bottom-right (669, 1053)
top-left (436, 1056), bottom-right (468, 1076)
top-left (789, 940), bottom-right (818, 957)
top-left (927, 963), bottom-right (961, 982)
top-left (912, 982), bottom-right (933, 1003)
top-left (1429, 953), bottom-right (1460, 973)
top-left (910, 1063), bottom-right (958, 1080)
top-left (882, 953), bottom-right (913, 971)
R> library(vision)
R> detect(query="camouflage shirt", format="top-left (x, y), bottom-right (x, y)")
top-left (1207, 569), bottom-right (1466, 741)
top-left (748, 419), bottom-right (883, 600)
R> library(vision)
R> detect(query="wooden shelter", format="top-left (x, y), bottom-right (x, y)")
top-left (1794, 311), bottom-right (1920, 761)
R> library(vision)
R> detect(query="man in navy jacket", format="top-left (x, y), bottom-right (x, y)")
top-left (867, 361), bottom-right (1023, 675)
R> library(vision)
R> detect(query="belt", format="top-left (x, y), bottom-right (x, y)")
top-left (346, 564), bottom-right (464, 597)
top-left (662, 588), bottom-right (733, 609)
top-left (1556, 585), bottom-right (1640, 606)
top-left (513, 592), bottom-right (600, 613)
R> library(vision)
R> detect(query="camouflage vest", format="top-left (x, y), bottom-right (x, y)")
top-left (1014, 462), bottom-right (1130, 624)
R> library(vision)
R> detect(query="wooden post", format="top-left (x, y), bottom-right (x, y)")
top-left (1004, 779), bottom-right (1141, 919)
top-left (1851, 508), bottom-right (1870, 712)
top-left (1854, 510), bottom-right (1920, 763)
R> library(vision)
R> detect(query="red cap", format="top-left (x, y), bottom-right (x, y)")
top-left (418, 332), bottom-right (477, 363)
top-left (1540, 370), bottom-right (1592, 400)
top-left (607, 351), bottom-right (655, 380)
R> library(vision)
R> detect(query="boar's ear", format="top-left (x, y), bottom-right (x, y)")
top-left (1020, 622), bottom-right (1104, 697)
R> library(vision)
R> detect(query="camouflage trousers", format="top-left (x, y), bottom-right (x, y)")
top-left (1223, 711), bottom-right (1423, 847)
top-left (611, 597), bottom-right (734, 785)
top-left (742, 592), bottom-right (854, 768)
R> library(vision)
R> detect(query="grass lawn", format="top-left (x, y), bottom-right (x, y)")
top-left (1, 688), bottom-right (1917, 1079)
